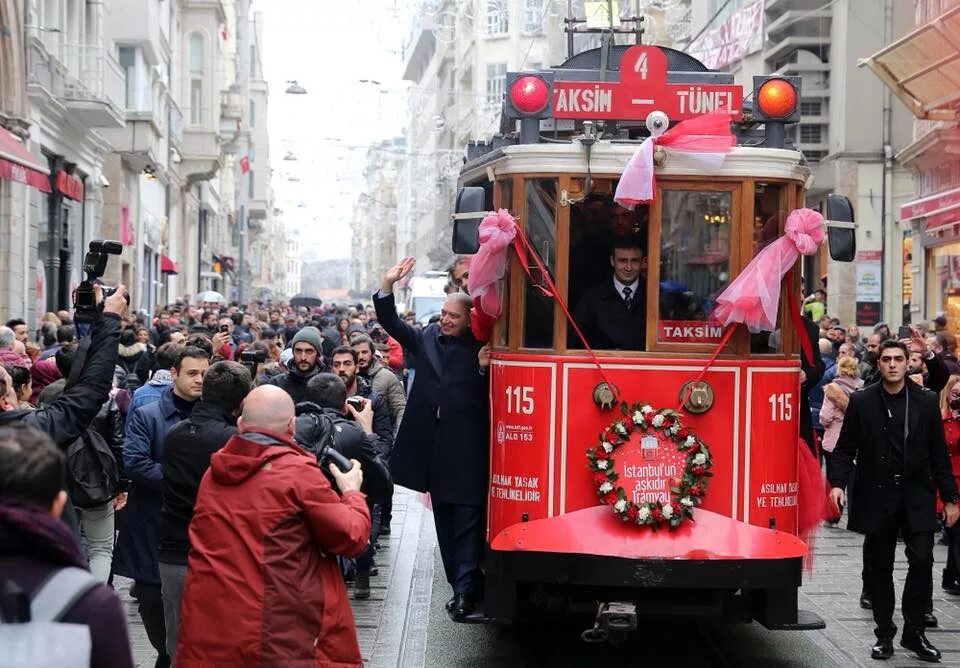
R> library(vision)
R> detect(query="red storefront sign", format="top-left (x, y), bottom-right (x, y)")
top-left (901, 185), bottom-right (960, 232)
top-left (55, 170), bottom-right (84, 201)
top-left (551, 45), bottom-right (743, 122)
top-left (0, 126), bottom-right (51, 192)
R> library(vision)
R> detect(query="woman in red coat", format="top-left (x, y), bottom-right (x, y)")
top-left (940, 375), bottom-right (960, 595)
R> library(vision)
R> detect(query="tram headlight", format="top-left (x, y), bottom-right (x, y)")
top-left (752, 76), bottom-right (801, 123)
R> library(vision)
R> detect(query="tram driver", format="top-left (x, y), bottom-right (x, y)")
top-left (571, 235), bottom-right (647, 351)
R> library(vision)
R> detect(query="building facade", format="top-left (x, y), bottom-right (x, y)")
top-left (863, 0), bottom-right (960, 331)
top-left (0, 0), bottom-right (282, 319)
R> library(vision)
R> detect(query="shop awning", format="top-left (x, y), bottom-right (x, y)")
top-left (160, 255), bottom-right (179, 275)
top-left (860, 5), bottom-right (960, 120)
top-left (901, 185), bottom-right (960, 232)
top-left (0, 126), bottom-right (50, 192)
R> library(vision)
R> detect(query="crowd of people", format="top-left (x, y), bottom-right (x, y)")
top-left (0, 252), bottom-right (492, 667)
top-left (7, 267), bottom-right (960, 665)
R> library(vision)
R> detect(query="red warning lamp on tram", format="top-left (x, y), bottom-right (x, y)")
top-left (510, 75), bottom-right (550, 114)
top-left (505, 72), bottom-right (554, 119)
top-left (752, 76), bottom-right (801, 122)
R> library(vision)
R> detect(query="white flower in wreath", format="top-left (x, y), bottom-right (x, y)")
top-left (641, 404), bottom-right (653, 415)
top-left (615, 422), bottom-right (628, 437)
top-left (685, 435), bottom-right (697, 448)
top-left (669, 424), bottom-right (680, 436)
top-left (597, 460), bottom-right (608, 470)
top-left (632, 411), bottom-right (645, 425)
top-left (651, 414), bottom-right (665, 428)
top-left (637, 506), bottom-right (650, 521)
top-left (599, 481), bottom-right (613, 494)
top-left (602, 442), bottom-right (614, 453)
top-left (681, 497), bottom-right (694, 507)
top-left (692, 452), bottom-right (707, 466)
top-left (614, 498), bottom-right (627, 513)
top-left (661, 503), bottom-right (674, 519)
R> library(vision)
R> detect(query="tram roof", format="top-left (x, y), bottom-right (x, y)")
top-left (459, 143), bottom-right (809, 187)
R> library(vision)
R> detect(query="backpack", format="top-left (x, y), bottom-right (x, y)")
top-left (0, 567), bottom-right (99, 668)
top-left (294, 411), bottom-right (336, 460)
top-left (66, 429), bottom-right (120, 508)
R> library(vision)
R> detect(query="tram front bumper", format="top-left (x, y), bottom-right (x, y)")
top-left (484, 505), bottom-right (820, 629)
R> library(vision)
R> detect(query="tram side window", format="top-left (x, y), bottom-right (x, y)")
top-left (522, 178), bottom-right (556, 348)
top-left (568, 190), bottom-right (649, 351)
top-left (750, 183), bottom-right (785, 354)
top-left (657, 191), bottom-right (731, 344)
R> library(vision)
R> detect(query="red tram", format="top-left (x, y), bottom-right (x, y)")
top-left (451, 43), bottom-right (856, 637)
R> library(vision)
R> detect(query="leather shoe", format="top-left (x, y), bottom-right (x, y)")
top-left (900, 634), bottom-right (941, 662)
top-left (860, 592), bottom-right (872, 610)
top-left (924, 612), bottom-right (939, 628)
top-left (943, 582), bottom-right (960, 596)
top-left (445, 596), bottom-right (456, 613)
top-left (870, 638), bottom-right (894, 660)
top-left (452, 593), bottom-right (474, 621)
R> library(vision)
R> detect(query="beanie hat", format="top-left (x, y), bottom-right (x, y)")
top-left (290, 326), bottom-right (323, 354)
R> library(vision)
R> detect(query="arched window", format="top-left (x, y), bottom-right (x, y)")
top-left (189, 34), bottom-right (204, 125)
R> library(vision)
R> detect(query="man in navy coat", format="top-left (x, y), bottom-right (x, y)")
top-left (374, 257), bottom-right (490, 620)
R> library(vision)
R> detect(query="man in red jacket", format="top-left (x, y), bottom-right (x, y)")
top-left (175, 385), bottom-right (370, 667)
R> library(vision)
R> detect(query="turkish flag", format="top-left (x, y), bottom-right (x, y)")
top-left (239, 156), bottom-right (250, 174)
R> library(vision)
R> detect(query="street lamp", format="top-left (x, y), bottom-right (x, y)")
top-left (285, 80), bottom-right (307, 94)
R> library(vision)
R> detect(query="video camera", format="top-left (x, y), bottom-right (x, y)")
top-left (239, 348), bottom-right (266, 379)
top-left (74, 240), bottom-right (125, 334)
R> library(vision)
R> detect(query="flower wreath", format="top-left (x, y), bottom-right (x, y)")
top-left (586, 402), bottom-right (713, 529)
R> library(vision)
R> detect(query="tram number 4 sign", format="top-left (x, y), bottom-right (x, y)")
top-left (551, 45), bottom-right (743, 122)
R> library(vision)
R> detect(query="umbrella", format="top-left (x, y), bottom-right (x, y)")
top-left (289, 293), bottom-right (323, 308)
top-left (196, 290), bottom-right (225, 304)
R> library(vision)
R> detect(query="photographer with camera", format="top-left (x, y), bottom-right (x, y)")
top-left (175, 385), bottom-right (369, 666)
top-left (294, 373), bottom-right (392, 503)
top-left (0, 285), bottom-right (127, 448)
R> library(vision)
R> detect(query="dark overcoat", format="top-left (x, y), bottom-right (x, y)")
top-left (373, 292), bottom-right (489, 506)
top-left (828, 380), bottom-right (959, 535)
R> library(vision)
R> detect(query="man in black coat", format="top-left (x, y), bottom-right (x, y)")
top-left (829, 339), bottom-right (960, 662)
top-left (295, 372), bottom-right (394, 599)
top-left (158, 360), bottom-right (252, 662)
top-left (375, 257), bottom-right (490, 621)
top-left (571, 236), bottom-right (646, 350)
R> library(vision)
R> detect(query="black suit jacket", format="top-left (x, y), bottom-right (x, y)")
top-left (571, 278), bottom-right (646, 350)
top-left (373, 292), bottom-right (489, 506)
top-left (828, 380), bottom-right (959, 535)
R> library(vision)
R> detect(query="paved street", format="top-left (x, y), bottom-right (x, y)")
top-left (121, 491), bottom-right (960, 667)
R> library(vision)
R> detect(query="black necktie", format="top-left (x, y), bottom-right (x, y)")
top-left (622, 286), bottom-right (633, 307)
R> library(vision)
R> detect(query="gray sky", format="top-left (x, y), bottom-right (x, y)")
top-left (255, 0), bottom-right (409, 261)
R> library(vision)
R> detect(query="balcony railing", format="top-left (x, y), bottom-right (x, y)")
top-left (27, 38), bottom-right (125, 127)
top-left (63, 44), bottom-right (124, 111)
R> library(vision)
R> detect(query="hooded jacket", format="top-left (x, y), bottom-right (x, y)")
top-left (819, 375), bottom-right (863, 453)
top-left (0, 500), bottom-right (134, 668)
top-left (175, 430), bottom-right (370, 668)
